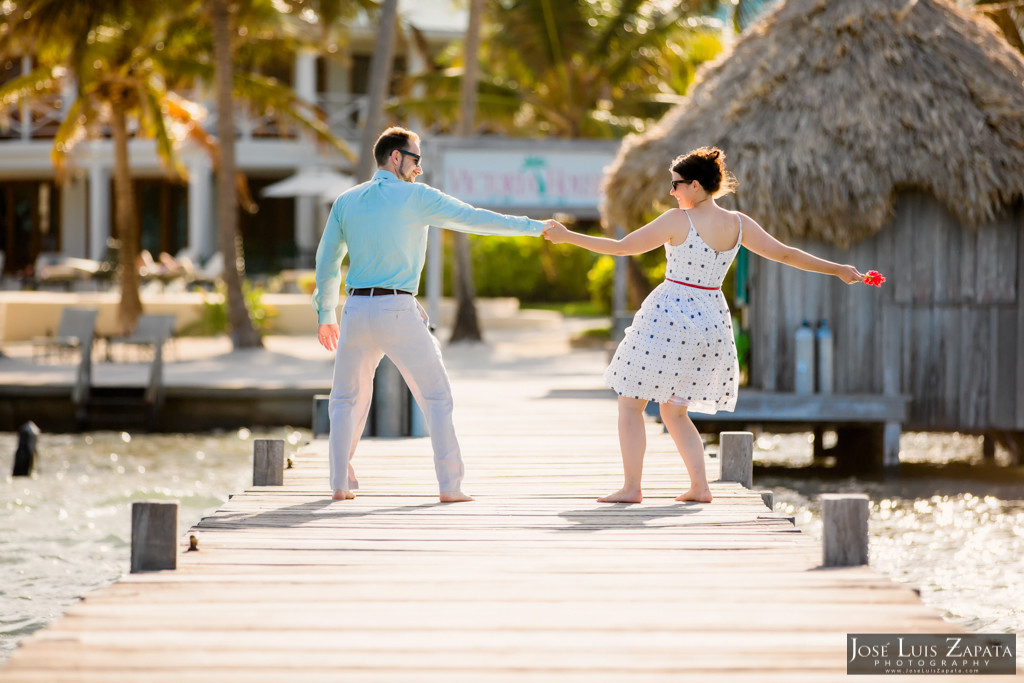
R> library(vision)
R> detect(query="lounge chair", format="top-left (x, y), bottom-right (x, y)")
top-left (107, 314), bottom-right (177, 362)
top-left (32, 308), bottom-right (99, 363)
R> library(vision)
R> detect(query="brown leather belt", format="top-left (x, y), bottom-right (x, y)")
top-left (349, 287), bottom-right (413, 296)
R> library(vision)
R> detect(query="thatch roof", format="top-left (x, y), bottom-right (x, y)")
top-left (603, 0), bottom-right (1024, 246)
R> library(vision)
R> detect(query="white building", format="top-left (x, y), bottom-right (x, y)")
top-left (0, 0), bottom-right (469, 277)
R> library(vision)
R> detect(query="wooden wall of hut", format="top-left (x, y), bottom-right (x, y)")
top-left (747, 191), bottom-right (1023, 434)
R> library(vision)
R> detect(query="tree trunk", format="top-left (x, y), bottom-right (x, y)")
top-left (355, 0), bottom-right (399, 181)
top-left (108, 96), bottom-right (143, 336)
top-left (212, 0), bottom-right (262, 349)
top-left (449, 0), bottom-right (484, 343)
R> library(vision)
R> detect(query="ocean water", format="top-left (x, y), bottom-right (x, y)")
top-left (753, 432), bottom-right (1024, 644)
top-left (0, 427), bottom-right (308, 663)
top-left (0, 429), bottom-right (1021, 665)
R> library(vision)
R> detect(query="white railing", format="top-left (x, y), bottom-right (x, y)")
top-left (317, 93), bottom-right (367, 141)
top-left (0, 94), bottom-right (65, 140)
top-left (0, 91), bottom-right (368, 144)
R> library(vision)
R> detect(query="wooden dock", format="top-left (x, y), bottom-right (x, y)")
top-left (0, 348), bottom-right (1008, 682)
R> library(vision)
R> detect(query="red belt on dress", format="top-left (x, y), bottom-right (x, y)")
top-left (666, 278), bottom-right (720, 291)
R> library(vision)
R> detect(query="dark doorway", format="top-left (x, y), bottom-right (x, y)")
top-left (0, 180), bottom-right (60, 275)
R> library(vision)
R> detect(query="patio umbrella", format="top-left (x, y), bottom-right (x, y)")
top-left (261, 168), bottom-right (356, 202)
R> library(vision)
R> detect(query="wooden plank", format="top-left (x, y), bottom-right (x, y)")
top-left (892, 195), bottom-right (916, 304)
top-left (1018, 205), bottom-right (1024, 430)
top-left (881, 303), bottom-right (901, 397)
top-left (977, 211), bottom-right (1018, 305)
top-left (750, 256), bottom-right (779, 391)
top-left (939, 306), bottom-right (961, 428)
top-left (939, 211), bottom-right (962, 303)
top-left (959, 306), bottom-right (991, 430)
top-left (690, 391), bottom-right (908, 422)
top-left (911, 195), bottom-right (937, 305)
top-left (992, 306), bottom-right (1018, 429)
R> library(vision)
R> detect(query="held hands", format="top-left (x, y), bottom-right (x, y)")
top-left (318, 323), bottom-right (340, 352)
top-left (542, 219), bottom-right (570, 244)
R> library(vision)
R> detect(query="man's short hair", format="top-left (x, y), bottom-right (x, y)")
top-left (373, 126), bottom-right (420, 167)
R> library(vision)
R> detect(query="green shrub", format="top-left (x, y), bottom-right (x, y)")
top-left (182, 281), bottom-right (277, 336)
top-left (422, 234), bottom-right (598, 303)
top-left (587, 255), bottom-right (615, 313)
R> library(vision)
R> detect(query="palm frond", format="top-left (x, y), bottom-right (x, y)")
top-left (50, 97), bottom-right (87, 181)
top-left (0, 65), bottom-right (62, 108)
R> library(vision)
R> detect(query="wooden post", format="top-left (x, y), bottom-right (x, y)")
top-left (253, 439), bottom-right (284, 486)
top-left (821, 493), bottom-right (869, 567)
top-left (982, 434), bottom-right (996, 461)
top-left (883, 421), bottom-right (901, 470)
top-left (12, 421), bottom-right (40, 477)
top-left (312, 395), bottom-right (330, 437)
top-left (374, 357), bottom-right (409, 437)
top-left (130, 501), bottom-right (177, 573)
top-left (611, 225), bottom-right (630, 344)
top-left (719, 431), bottom-right (753, 488)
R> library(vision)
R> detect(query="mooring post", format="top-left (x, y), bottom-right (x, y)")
top-left (374, 357), bottom-right (409, 437)
top-left (12, 421), bottom-right (40, 477)
top-left (130, 501), bottom-right (178, 573)
top-left (719, 431), bottom-right (753, 488)
top-left (312, 395), bottom-right (330, 437)
top-left (821, 493), bottom-right (869, 567)
top-left (253, 439), bottom-right (285, 486)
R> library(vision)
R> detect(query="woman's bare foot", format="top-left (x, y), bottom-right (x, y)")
top-left (332, 489), bottom-right (356, 500)
top-left (440, 491), bottom-right (474, 503)
top-left (675, 488), bottom-right (712, 503)
top-left (597, 488), bottom-right (642, 503)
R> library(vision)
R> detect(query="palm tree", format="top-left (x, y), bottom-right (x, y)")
top-left (354, 0), bottom-right (399, 181)
top-left (204, 0), bottom-right (367, 347)
top-left (1, 0), bottom-right (216, 334)
top-left (208, 0), bottom-right (264, 348)
top-left (396, 0), bottom-right (725, 139)
top-left (449, 0), bottom-right (485, 343)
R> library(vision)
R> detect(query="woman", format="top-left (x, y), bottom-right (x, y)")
top-left (543, 147), bottom-right (867, 503)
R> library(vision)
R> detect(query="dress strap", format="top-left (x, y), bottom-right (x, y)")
top-left (681, 209), bottom-right (696, 233)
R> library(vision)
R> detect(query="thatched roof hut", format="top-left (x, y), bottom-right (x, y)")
top-left (602, 0), bottom-right (1024, 451)
top-left (603, 0), bottom-right (1024, 246)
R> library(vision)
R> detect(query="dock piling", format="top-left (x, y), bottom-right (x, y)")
top-left (719, 431), bottom-right (753, 488)
top-left (253, 439), bottom-right (285, 486)
top-left (821, 493), bottom-right (869, 567)
top-left (12, 421), bottom-right (40, 477)
top-left (312, 394), bottom-right (330, 437)
top-left (130, 501), bottom-right (178, 573)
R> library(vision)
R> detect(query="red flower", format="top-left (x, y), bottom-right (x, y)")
top-left (864, 270), bottom-right (886, 287)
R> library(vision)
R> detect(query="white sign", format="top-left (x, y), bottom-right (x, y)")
top-left (442, 149), bottom-right (614, 214)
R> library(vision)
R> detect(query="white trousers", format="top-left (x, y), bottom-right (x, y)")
top-left (328, 293), bottom-right (463, 493)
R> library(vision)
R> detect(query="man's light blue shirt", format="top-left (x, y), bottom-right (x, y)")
top-left (312, 169), bottom-right (544, 324)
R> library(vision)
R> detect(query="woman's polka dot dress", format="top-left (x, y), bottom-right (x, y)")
top-left (605, 210), bottom-right (742, 414)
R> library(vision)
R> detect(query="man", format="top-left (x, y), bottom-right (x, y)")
top-left (313, 126), bottom-right (549, 502)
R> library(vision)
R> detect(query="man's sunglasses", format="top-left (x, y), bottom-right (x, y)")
top-left (398, 149), bottom-right (422, 167)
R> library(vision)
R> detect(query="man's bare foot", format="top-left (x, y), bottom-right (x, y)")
top-left (332, 489), bottom-right (356, 500)
top-left (597, 488), bottom-right (642, 503)
top-left (440, 491), bottom-right (474, 503)
top-left (675, 488), bottom-right (712, 503)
